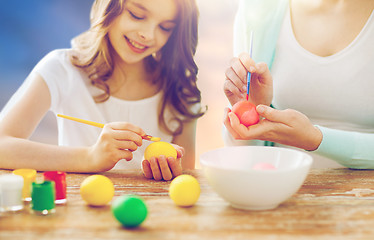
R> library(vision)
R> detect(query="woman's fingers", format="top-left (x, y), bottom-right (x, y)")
top-left (223, 81), bottom-right (246, 106)
top-left (223, 108), bottom-right (237, 136)
top-left (227, 58), bottom-right (247, 87)
top-left (256, 105), bottom-right (291, 124)
top-left (223, 108), bottom-right (242, 139)
top-left (238, 52), bottom-right (256, 75)
top-left (255, 62), bottom-right (270, 77)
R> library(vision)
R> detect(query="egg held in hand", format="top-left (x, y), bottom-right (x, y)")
top-left (231, 100), bottom-right (259, 127)
top-left (144, 141), bottom-right (177, 160)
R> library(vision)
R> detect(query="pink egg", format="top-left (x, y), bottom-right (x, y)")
top-left (231, 100), bottom-right (259, 127)
top-left (252, 162), bottom-right (276, 170)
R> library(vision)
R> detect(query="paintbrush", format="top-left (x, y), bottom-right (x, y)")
top-left (246, 30), bottom-right (254, 101)
top-left (57, 114), bottom-right (161, 142)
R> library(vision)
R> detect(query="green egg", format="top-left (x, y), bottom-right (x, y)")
top-left (111, 195), bottom-right (148, 228)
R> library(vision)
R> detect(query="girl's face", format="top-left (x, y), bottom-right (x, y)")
top-left (108, 0), bottom-right (177, 65)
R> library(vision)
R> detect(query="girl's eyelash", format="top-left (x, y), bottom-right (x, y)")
top-left (160, 26), bottom-right (173, 32)
top-left (128, 10), bottom-right (143, 20)
top-left (128, 10), bottom-right (174, 32)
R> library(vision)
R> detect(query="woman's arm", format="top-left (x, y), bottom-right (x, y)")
top-left (226, 104), bottom-right (374, 169)
top-left (316, 126), bottom-right (374, 169)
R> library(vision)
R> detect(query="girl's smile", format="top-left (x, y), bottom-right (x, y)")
top-left (124, 35), bottom-right (148, 53)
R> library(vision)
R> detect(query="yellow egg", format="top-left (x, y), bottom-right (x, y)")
top-left (80, 175), bottom-right (114, 207)
top-left (144, 141), bottom-right (177, 160)
top-left (169, 174), bottom-right (200, 207)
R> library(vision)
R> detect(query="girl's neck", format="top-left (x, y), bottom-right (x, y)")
top-left (107, 57), bottom-right (159, 101)
top-left (114, 59), bottom-right (146, 83)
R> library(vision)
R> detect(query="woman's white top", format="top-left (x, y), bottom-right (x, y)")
top-left (272, 8), bottom-right (374, 134)
top-left (271, 8), bottom-right (374, 168)
top-left (2, 49), bottom-right (175, 169)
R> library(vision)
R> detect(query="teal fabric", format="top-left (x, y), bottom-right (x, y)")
top-left (233, 0), bottom-right (288, 68)
top-left (316, 126), bottom-right (374, 169)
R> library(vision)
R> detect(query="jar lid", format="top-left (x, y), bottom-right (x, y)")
top-left (13, 169), bottom-right (37, 180)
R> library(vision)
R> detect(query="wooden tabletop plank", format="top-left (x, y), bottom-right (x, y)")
top-left (1, 168), bottom-right (374, 239)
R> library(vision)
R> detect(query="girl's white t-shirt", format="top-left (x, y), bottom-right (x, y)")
top-left (7, 49), bottom-right (175, 169)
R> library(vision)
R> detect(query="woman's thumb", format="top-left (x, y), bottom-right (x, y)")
top-left (256, 105), bottom-right (282, 122)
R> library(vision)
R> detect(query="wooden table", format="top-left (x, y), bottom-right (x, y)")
top-left (1, 168), bottom-right (374, 239)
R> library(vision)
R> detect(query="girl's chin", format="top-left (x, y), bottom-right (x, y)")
top-left (119, 54), bottom-right (149, 65)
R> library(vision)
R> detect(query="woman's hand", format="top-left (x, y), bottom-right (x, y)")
top-left (87, 122), bottom-right (145, 172)
top-left (142, 145), bottom-right (184, 181)
top-left (224, 52), bottom-right (273, 107)
top-left (224, 105), bottom-right (323, 151)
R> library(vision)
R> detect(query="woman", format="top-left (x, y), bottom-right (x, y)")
top-left (223, 0), bottom-right (374, 168)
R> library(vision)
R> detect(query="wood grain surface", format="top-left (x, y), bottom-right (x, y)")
top-left (1, 168), bottom-right (374, 239)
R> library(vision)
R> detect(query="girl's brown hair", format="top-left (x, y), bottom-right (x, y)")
top-left (70, 0), bottom-right (205, 135)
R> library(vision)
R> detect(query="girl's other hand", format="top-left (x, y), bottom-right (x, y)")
top-left (224, 52), bottom-right (273, 107)
top-left (224, 105), bottom-right (323, 151)
top-left (87, 122), bottom-right (145, 172)
top-left (142, 145), bottom-right (184, 181)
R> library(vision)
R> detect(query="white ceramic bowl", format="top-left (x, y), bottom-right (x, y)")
top-left (200, 146), bottom-right (313, 210)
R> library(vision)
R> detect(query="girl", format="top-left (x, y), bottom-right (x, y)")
top-left (0, 0), bottom-right (205, 180)
top-left (223, 0), bottom-right (374, 168)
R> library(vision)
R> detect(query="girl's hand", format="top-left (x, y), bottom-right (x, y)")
top-left (142, 145), bottom-right (184, 181)
top-left (224, 52), bottom-right (273, 107)
top-left (224, 105), bottom-right (323, 151)
top-left (87, 122), bottom-right (145, 172)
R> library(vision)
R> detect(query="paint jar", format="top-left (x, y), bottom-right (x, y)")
top-left (0, 174), bottom-right (24, 212)
top-left (43, 171), bottom-right (67, 204)
top-left (13, 168), bottom-right (37, 201)
top-left (31, 181), bottom-right (56, 215)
